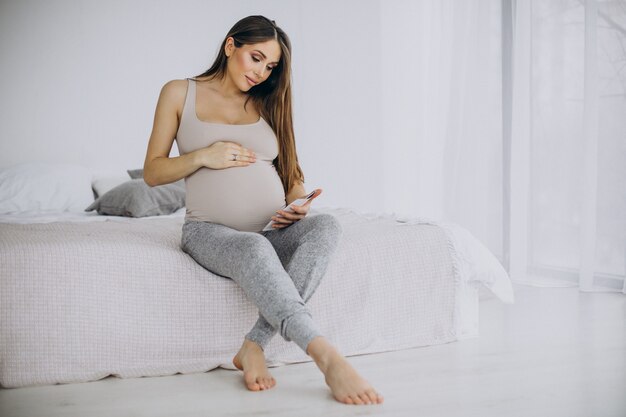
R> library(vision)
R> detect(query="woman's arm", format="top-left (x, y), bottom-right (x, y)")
top-left (285, 181), bottom-right (307, 206)
top-left (143, 80), bottom-right (205, 187)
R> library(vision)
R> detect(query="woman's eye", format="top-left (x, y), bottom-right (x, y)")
top-left (252, 56), bottom-right (274, 71)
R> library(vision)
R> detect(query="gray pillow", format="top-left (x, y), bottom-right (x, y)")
top-left (127, 168), bottom-right (143, 179)
top-left (84, 179), bottom-right (185, 217)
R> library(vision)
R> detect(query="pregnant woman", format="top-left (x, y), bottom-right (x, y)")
top-left (142, 15), bottom-right (383, 406)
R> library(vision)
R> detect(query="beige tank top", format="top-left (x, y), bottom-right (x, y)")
top-left (175, 78), bottom-right (286, 232)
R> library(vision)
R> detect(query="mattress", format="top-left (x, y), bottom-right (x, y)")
top-left (0, 206), bottom-right (513, 388)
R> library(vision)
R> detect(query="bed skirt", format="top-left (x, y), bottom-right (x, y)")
top-left (0, 206), bottom-right (513, 388)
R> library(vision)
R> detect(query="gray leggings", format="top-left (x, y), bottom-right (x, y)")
top-left (180, 213), bottom-right (342, 353)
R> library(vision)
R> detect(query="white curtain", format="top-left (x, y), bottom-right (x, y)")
top-left (509, 0), bottom-right (626, 293)
top-left (381, 0), bottom-right (505, 259)
top-left (380, 0), bottom-right (625, 293)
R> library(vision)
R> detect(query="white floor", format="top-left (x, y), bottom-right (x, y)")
top-left (1, 283), bottom-right (624, 417)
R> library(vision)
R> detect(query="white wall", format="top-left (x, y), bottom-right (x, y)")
top-left (0, 0), bottom-right (383, 212)
top-left (0, 0), bottom-right (505, 262)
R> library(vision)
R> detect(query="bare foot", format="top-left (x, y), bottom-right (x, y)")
top-left (307, 337), bottom-right (384, 405)
top-left (232, 338), bottom-right (276, 391)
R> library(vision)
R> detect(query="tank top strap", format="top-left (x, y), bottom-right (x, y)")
top-left (181, 78), bottom-right (197, 124)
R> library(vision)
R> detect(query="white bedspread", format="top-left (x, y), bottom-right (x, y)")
top-left (0, 206), bottom-right (513, 388)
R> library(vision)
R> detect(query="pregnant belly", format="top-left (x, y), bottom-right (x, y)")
top-left (184, 162), bottom-right (286, 232)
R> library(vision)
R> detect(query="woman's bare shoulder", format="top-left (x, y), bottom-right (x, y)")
top-left (157, 79), bottom-right (189, 117)
top-left (160, 79), bottom-right (189, 98)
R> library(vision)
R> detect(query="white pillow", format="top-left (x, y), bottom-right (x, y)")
top-left (91, 175), bottom-right (132, 198)
top-left (0, 162), bottom-right (94, 214)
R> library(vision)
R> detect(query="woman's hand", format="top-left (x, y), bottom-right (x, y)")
top-left (197, 141), bottom-right (257, 170)
top-left (270, 200), bottom-right (311, 229)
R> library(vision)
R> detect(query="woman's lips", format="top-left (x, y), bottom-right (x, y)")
top-left (245, 76), bottom-right (257, 86)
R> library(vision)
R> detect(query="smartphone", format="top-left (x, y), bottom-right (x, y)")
top-left (283, 189), bottom-right (320, 210)
top-left (262, 188), bottom-right (322, 231)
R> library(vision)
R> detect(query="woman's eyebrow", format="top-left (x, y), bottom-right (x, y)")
top-left (254, 49), bottom-right (279, 65)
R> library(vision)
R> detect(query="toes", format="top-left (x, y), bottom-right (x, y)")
top-left (259, 376), bottom-right (275, 390)
top-left (244, 375), bottom-right (261, 391)
top-left (358, 393), bottom-right (372, 404)
top-left (350, 394), bottom-right (364, 405)
top-left (247, 381), bottom-right (261, 391)
top-left (365, 389), bottom-right (379, 403)
top-left (243, 371), bottom-right (276, 391)
top-left (342, 396), bottom-right (354, 405)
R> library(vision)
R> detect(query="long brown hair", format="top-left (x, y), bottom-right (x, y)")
top-left (192, 15), bottom-right (304, 196)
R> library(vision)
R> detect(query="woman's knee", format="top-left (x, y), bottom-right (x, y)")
top-left (234, 233), bottom-right (277, 263)
top-left (310, 213), bottom-right (343, 238)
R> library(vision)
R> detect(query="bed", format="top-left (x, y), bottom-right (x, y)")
top-left (0, 163), bottom-right (514, 389)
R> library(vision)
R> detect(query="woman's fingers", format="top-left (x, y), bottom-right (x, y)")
top-left (243, 147), bottom-right (256, 162)
top-left (272, 209), bottom-right (304, 227)
top-left (271, 215), bottom-right (292, 229)
top-left (238, 145), bottom-right (256, 160)
top-left (272, 214), bottom-right (295, 224)
top-left (291, 204), bottom-right (309, 214)
top-left (272, 221), bottom-right (289, 229)
top-left (270, 203), bottom-right (311, 228)
top-left (226, 144), bottom-right (257, 165)
top-left (277, 207), bottom-right (307, 220)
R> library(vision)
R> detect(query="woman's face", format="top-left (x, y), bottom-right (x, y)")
top-left (225, 37), bottom-right (281, 91)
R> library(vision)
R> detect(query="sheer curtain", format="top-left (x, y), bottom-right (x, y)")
top-left (380, 0), bottom-right (625, 293)
top-left (508, 0), bottom-right (626, 293)
top-left (381, 0), bottom-right (505, 259)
